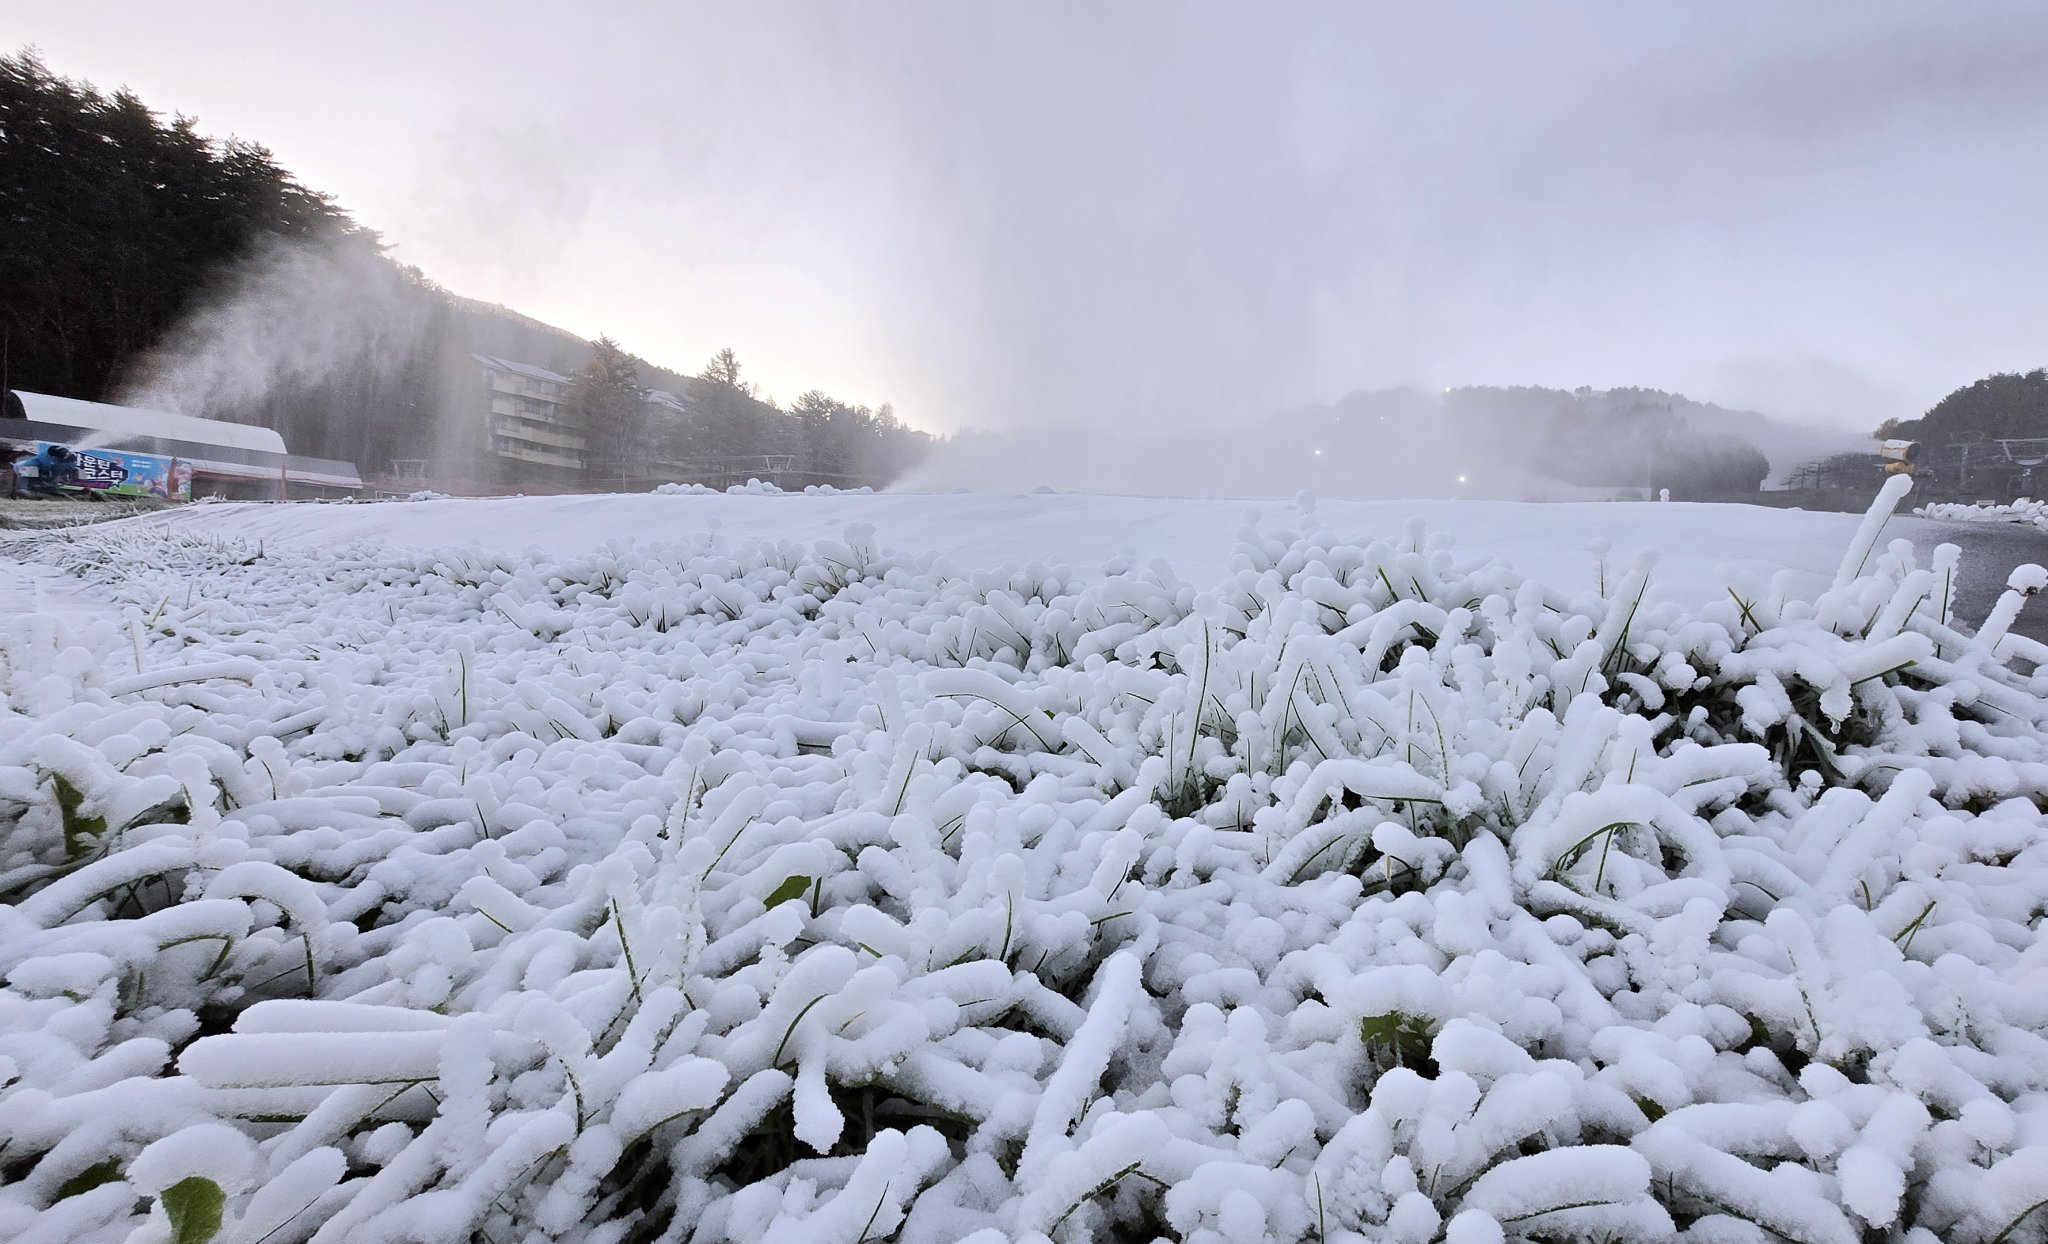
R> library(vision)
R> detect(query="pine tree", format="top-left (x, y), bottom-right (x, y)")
top-left (568, 336), bottom-right (649, 481)
top-left (697, 347), bottom-right (751, 394)
top-left (692, 348), bottom-right (767, 460)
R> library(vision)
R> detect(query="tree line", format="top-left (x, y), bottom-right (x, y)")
top-left (0, 49), bottom-right (933, 490)
top-left (0, 49), bottom-right (359, 403)
top-left (567, 337), bottom-right (931, 488)
top-left (1769, 369), bottom-right (2048, 506)
top-left (1877, 369), bottom-right (2048, 445)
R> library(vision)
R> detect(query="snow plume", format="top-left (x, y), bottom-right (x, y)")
top-left (897, 397), bottom-right (1556, 502)
top-left (118, 235), bottom-right (434, 424)
top-left (898, 386), bottom-right (1804, 501)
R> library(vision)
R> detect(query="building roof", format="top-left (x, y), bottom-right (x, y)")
top-left (5, 390), bottom-right (288, 455)
top-left (473, 353), bottom-right (574, 387)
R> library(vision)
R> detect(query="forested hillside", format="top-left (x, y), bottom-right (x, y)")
top-left (0, 50), bottom-right (932, 487)
top-left (0, 50), bottom-right (359, 402)
top-left (1878, 369), bottom-right (2048, 444)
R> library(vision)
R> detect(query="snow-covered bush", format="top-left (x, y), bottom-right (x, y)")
top-left (1, 482), bottom-right (2046, 1242)
top-left (654, 483), bottom-right (719, 496)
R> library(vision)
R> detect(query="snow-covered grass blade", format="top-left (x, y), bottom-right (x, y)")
top-left (1, 483), bottom-right (2046, 1243)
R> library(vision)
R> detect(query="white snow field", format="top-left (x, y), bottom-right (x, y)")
top-left (3, 480), bottom-right (2048, 1244)
top-left (117, 491), bottom-right (1880, 609)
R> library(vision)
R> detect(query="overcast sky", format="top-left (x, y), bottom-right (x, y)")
top-left (17, 2), bottom-right (2048, 433)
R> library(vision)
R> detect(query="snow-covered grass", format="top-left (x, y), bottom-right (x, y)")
top-left (1917, 499), bottom-right (2048, 534)
top-left (2, 483), bottom-right (2047, 1243)
top-left (0, 495), bottom-right (172, 531)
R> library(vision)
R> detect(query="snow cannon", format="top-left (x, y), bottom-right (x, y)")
top-left (1878, 438), bottom-right (1920, 475)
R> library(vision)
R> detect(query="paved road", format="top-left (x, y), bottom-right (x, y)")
top-left (1894, 516), bottom-right (2048, 644)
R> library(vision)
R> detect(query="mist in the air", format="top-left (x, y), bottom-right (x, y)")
top-left (118, 237), bottom-right (431, 421)
top-left (555, 1), bottom-right (2045, 450)
top-left (894, 387), bottom-right (1870, 501)
top-left (48, 0), bottom-right (2048, 498)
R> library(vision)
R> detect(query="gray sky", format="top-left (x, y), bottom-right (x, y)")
top-left (17, 1), bottom-right (2048, 433)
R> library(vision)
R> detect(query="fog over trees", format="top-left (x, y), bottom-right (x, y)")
top-left (7, 47), bottom-right (2037, 503)
top-left (1, 49), bottom-right (933, 489)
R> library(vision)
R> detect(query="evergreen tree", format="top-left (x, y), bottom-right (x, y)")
top-left (692, 348), bottom-right (772, 459)
top-left (697, 347), bottom-right (751, 394)
top-left (789, 389), bottom-right (840, 478)
top-left (569, 335), bottom-right (648, 479)
top-left (0, 49), bottom-right (356, 403)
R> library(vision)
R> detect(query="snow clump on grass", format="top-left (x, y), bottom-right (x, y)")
top-left (1916, 498), bottom-right (2048, 533)
top-left (1, 484), bottom-right (2047, 1242)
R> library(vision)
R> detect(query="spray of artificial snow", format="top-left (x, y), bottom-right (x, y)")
top-left (118, 237), bottom-right (433, 424)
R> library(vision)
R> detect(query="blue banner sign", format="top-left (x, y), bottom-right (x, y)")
top-left (36, 443), bottom-right (192, 499)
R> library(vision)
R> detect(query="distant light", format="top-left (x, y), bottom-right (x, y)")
top-left (1313, 448), bottom-right (1323, 456)
top-left (1457, 474), bottom-right (1468, 484)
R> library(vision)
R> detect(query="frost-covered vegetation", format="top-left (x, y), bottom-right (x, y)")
top-left (1917, 499), bottom-right (2048, 533)
top-left (0, 496), bottom-right (174, 532)
top-left (3, 482), bottom-right (2047, 1243)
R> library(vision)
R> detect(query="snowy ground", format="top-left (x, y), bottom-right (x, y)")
top-left (111, 493), bottom-right (1877, 609)
top-left (104, 491), bottom-right (2048, 641)
top-left (0, 555), bottom-right (121, 624)
top-left (3, 484), bottom-right (2048, 1243)
top-left (0, 496), bottom-right (175, 532)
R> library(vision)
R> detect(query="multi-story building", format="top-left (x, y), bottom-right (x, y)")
top-left (378, 352), bottom-right (805, 497)
top-left (468, 354), bottom-right (719, 491)
top-left (473, 353), bottom-right (588, 485)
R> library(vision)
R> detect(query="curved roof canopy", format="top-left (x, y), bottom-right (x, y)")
top-left (5, 390), bottom-right (288, 456)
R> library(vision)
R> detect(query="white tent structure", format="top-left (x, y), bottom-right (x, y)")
top-left (6, 392), bottom-right (287, 455)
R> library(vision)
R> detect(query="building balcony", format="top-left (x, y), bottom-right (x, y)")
top-left (489, 401), bottom-right (585, 432)
top-left (488, 417), bottom-right (586, 452)
top-left (490, 440), bottom-right (584, 468)
top-left (487, 375), bottom-right (569, 402)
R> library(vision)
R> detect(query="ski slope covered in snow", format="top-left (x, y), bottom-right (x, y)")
top-left (2, 485), bottom-right (2047, 1243)
top-left (115, 491), bottom-right (1880, 609)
